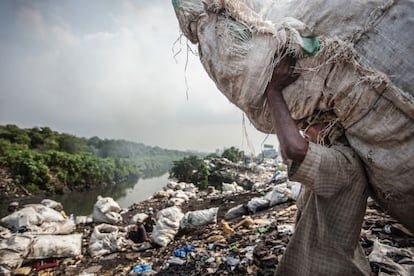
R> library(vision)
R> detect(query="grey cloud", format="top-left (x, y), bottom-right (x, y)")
top-left (0, 0), bottom-right (272, 153)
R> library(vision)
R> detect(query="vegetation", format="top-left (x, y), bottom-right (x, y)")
top-left (170, 146), bottom-right (245, 190)
top-left (221, 146), bottom-right (245, 163)
top-left (0, 124), bottom-right (194, 193)
top-left (169, 155), bottom-right (209, 190)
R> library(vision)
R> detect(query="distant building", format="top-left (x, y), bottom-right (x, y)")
top-left (259, 144), bottom-right (278, 159)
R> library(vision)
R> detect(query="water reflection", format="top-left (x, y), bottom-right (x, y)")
top-left (54, 173), bottom-right (170, 215)
top-left (0, 173), bottom-right (170, 218)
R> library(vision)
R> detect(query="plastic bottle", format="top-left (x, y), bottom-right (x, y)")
top-left (69, 214), bottom-right (76, 224)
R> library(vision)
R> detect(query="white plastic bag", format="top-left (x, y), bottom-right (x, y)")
top-left (89, 224), bottom-right (125, 257)
top-left (152, 206), bottom-right (184, 247)
top-left (369, 240), bottom-right (414, 275)
top-left (181, 207), bottom-right (219, 229)
top-left (1, 204), bottom-right (65, 232)
top-left (92, 196), bottom-right (123, 224)
top-left (41, 199), bottom-right (64, 211)
top-left (265, 184), bottom-right (291, 206)
top-left (28, 234), bottom-right (82, 259)
top-left (0, 235), bottom-right (32, 274)
top-left (224, 204), bottom-right (248, 220)
top-left (247, 197), bottom-right (269, 214)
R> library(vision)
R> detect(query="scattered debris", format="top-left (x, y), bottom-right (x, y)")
top-left (0, 158), bottom-right (412, 275)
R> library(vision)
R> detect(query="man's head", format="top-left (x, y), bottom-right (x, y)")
top-left (147, 207), bottom-right (154, 217)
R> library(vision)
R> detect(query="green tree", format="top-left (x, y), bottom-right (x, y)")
top-left (169, 155), bottom-right (209, 189)
top-left (222, 146), bottom-right (245, 163)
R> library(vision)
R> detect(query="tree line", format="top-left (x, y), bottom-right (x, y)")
top-left (0, 124), bottom-right (194, 193)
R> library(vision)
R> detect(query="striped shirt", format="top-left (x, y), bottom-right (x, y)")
top-left (276, 143), bottom-right (371, 276)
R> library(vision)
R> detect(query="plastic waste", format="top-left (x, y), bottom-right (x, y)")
top-left (174, 245), bottom-right (196, 258)
top-left (41, 199), bottom-right (64, 211)
top-left (225, 256), bottom-right (240, 270)
top-left (224, 204), bottom-right (248, 220)
top-left (28, 234), bottom-right (82, 259)
top-left (70, 214), bottom-right (76, 224)
top-left (247, 197), bottom-right (270, 214)
top-left (265, 184), bottom-right (290, 206)
top-left (180, 207), bottom-right (218, 229)
top-left (167, 257), bottom-right (186, 265)
top-left (92, 196), bottom-right (122, 224)
top-left (89, 224), bottom-right (125, 257)
top-left (152, 206), bottom-right (184, 247)
top-left (132, 264), bottom-right (153, 274)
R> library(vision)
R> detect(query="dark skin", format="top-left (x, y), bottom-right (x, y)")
top-left (265, 56), bottom-right (312, 163)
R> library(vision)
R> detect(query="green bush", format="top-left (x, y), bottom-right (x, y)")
top-left (222, 147), bottom-right (244, 163)
top-left (170, 155), bottom-right (209, 189)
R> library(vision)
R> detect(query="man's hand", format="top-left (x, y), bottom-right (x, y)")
top-left (266, 55), bottom-right (299, 95)
top-left (265, 54), bottom-right (307, 163)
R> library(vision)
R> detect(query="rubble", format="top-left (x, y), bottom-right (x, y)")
top-left (0, 158), bottom-right (412, 275)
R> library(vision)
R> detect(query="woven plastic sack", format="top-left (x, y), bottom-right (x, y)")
top-left (1, 205), bottom-right (65, 228)
top-left (180, 207), bottom-right (218, 229)
top-left (152, 206), bottom-right (184, 247)
top-left (28, 234), bottom-right (82, 259)
top-left (92, 196), bottom-right (123, 224)
top-left (89, 224), bottom-right (126, 257)
top-left (172, 0), bottom-right (414, 231)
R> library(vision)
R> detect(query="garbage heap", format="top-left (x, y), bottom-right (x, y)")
top-left (0, 158), bottom-right (413, 275)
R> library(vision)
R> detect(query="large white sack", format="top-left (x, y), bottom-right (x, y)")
top-left (152, 206), bottom-right (184, 247)
top-left (247, 197), bottom-right (269, 214)
top-left (89, 224), bottom-right (125, 257)
top-left (29, 220), bottom-right (76, 235)
top-left (369, 240), bottom-right (414, 275)
top-left (264, 184), bottom-right (290, 206)
top-left (173, 0), bottom-right (413, 95)
top-left (1, 204), bottom-right (65, 230)
top-left (173, 0), bottom-right (414, 232)
top-left (28, 234), bottom-right (82, 259)
top-left (41, 199), bottom-right (64, 211)
top-left (0, 235), bottom-right (32, 274)
top-left (173, 191), bottom-right (189, 201)
top-left (92, 196), bottom-right (123, 224)
top-left (288, 181), bottom-right (302, 201)
top-left (180, 207), bottom-right (219, 229)
top-left (224, 204), bottom-right (248, 220)
top-left (131, 213), bottom-right (149, 224)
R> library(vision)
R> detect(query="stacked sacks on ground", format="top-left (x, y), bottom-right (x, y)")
top-left (225, 182), bottom-right (301, 219)
top-left (222, 182), bottom-right (244, 194)
top-left (1, 203), bottom-right (75, 235)
top-left (153, 206), bottom-right (220, 247)
top-left (156, 181), bottom-right (199, 206)
top-left (0, 200), bottom-right (81, 274)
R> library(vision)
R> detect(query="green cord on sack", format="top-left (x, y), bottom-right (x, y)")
top-left (301, 37), bottom-right (321, 56)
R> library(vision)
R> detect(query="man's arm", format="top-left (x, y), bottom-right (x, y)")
top-left (265, 56), bottom-right (308, 163)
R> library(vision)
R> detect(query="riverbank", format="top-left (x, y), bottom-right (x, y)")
top-left (0, 169), bottom-right (170, 218)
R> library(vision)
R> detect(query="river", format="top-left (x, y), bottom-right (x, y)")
top-left (1, 173), bottom-right (170, 218)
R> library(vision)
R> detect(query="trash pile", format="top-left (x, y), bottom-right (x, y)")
top-left (0, 158), bottom-right (413, 275)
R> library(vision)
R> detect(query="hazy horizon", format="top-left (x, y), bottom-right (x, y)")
top-left (0, 0), bottom-right (278, 154)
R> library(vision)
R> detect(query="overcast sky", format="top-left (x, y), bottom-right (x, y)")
top-left (0, 0), bottom-right (276, 153)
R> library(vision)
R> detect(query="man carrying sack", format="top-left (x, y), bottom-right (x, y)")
top-left (266, 56), bottom-right (371, 276)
